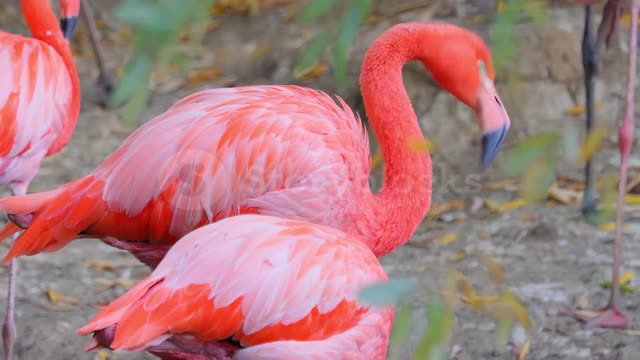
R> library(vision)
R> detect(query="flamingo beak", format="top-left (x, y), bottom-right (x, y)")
top-left (475, 64), bottom-right (511, 167)
top-left (481, 125), bottom-right (509, 166)
top-left (60, 16), bottom-right (79, 39)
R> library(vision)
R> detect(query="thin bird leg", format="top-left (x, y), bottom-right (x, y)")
top-left (80, 0), bottom-right (114, 99)
top-left (581, 4), bottom-right (599, 218)
top-left (2, 183), bottom-right (27, 360)
top-left (572, 0), bottom-right (639, 329)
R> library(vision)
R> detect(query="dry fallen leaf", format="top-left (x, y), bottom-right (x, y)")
top-left (293, 63), bottom-right (328, 82)
top-left (96, 278), bottom-right (136, 292)
top-left (485, 257), bottom-right (505, 285)
top-left (40, 303), bottom-right (76, 312)
top-left (579, 126), bottom-right (608, 163)
top-left (428, 200), bottom-right (465, 219)
top-left (85, 259), bottom-right (140, 272)
top-left (437, 233), bottom-right (459, 246)
top-left (185, 67), bottom-right (223, 87)
top-left (47, 288), bottom-right (78, 305)
top-left (448, 250), bottom-right (468, 263)
top-left (497, 291), bottom-right (531, 328)
top-left (620, 271), bottom-right (633, 285)
top-left (249, 44), bottom-right (271, 59)
top-left (575, 294), bottom-right (589, 309)
top-left (469, 14), bottom-right (487, 23)
top-left (498, 198), bottom-right (527, 212)
top-left (483, 178), bottom-right (519, 191)
top-left (406, 138), bottom-right (437, 153)
top-left (599, 222), bottom-right (630, 231)
top-left (96, 350), bottom-right (109, 360)
top-left (547, 184), bottom-right (579, 205)
top-left (365, 13), bottom-right (384, 24)
top-left (520, 214), bottom-right (537, 222)
top-left (564, 102), bottom-right (604, 116)
top-left (370, 151), bottom-right (383, 170)
top-left (617, 329), bottom-right (640, 336)
top-left (626, 194), bottom-right (640, 205)
top-left (517, 339), bottom-right (531, 360)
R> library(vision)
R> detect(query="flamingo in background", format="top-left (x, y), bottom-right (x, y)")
top-left (77, 214), bottom-right (392, 359)
top-left (0, 0), bottom-right (81, 357)
top-left (565, 0), bottom-right (639, 328)
top-left (0, 22), bottom-right (510, 271)
top-left (78, 0), bottom-right (114, 99)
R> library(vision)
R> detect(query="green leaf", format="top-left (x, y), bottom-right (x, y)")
top-left (358, 278), bottom-right (416, 306)
top-left (495, 316), bottom-right (513, 350)
top-left (300, 0), bottom-right (338, 23)
top-left (111, 55), bottom-right (152, 107)
top-left (520, 155), bottom-right (557, 203)
top-left (387, 304), bottom-right (413, 360)
top-left (415, 294), bottom-right (453, 360)
top-left (490, 0), bottom-right (548, 71)
top-left (120, 81), bottom-right (151, 128)
top-left (333, 0), bottom-right (369, 87)
top-left (502, 132), bottom-right (561, 177)
top-left (294, 31), bottom-right (330, 73)
top-left (113, 1), bottom-right (172, 32)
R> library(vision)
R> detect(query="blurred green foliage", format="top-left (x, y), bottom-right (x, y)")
top-left (490, 0), bottom-right (547, 71)
top-left (110, 0), bottom-right (215, 126)
top-left (295, 0), bottom-right (371, 88)
top-left (359, 266), bottom-right (531, 359)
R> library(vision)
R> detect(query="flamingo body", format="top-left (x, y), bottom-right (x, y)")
top-left (0, 32), bottom-right (74, 189)
top-left (0, 1), bottom-right (81, 357)
top-left (77, 214), bottom-right (393, 360)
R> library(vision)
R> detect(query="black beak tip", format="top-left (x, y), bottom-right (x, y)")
top-left (60, 16), bottom-right (79, 40)
top-left (480, 126), bottom-right (509, 167)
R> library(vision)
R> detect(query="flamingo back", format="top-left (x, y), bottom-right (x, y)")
top-left (1, 85), bottom-right (373, 261)
top-left (0, 31), bottom-right (73, 187)
top-left (77, 214), bottom-right (393, 359)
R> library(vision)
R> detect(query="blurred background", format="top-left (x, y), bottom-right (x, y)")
top-left (1, 0), bottom-right (640, 358)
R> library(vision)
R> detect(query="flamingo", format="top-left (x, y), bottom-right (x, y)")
top-left (76, 214), bottom-right (392, 359)
top-left (565, 0), bottom-right (639, 328)
top-left (0, 0), bottom-right (81, 357)
top-left (0, 22), bottom-right (510, 269)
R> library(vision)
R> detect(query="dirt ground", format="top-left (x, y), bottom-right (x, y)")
top-left (2, 0), bottom-right (640, 359)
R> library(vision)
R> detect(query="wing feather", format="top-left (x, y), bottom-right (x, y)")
top-left (78, 215), bottom-right (389, 352)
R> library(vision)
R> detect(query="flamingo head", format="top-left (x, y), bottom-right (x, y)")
top-left (59, 0), bottom-right (80, 39)
top-left (419, 27), bottom-right (511, 166)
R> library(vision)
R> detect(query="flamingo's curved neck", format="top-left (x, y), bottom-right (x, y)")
top-left (359, 25), bottom-right (433, 256)
top-left (21, 0), bottom-right (81, 155)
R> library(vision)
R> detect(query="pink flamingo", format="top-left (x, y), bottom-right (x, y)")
top-left (565, 0), bottom-right (639, 328)
top-left (0, 0), bottom-right (81, 357)
top-left (77, 214), bottom-right (392, 359)
top-left (0, 22), bottom-right (510, 269)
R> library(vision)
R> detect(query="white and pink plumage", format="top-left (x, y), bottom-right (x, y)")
top-left (1, 0), bottom-right (81, 357)
top-left (77, 214), bottom-right (392, 360)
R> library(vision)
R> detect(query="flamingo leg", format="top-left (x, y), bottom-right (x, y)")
top-left (80, 0), bottom-right (114, 101)
top-left (2, 183), bottom-right (27, 360)
top-left (571, 0), bottom-right (638, 329)
top-left (581, 4), bottom-right (599, 219)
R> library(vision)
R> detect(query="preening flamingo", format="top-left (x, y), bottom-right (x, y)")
top-left (0, 0), bottom-right (81, 357)
top-left (565, 0), bottom-right (639, 328)
top-left (0, 22), bottom-right (510, 268)
top-left (76, 214), bottom-right (392, 359)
